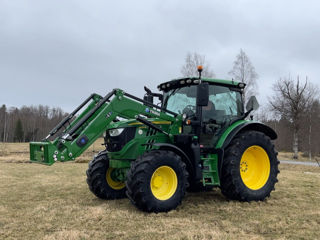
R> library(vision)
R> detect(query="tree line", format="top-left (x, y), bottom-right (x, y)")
top-left (0, 104), bottom-right (67, 142)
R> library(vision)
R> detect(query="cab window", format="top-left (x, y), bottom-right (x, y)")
top-left (203, 85), bottom-right (243, 122)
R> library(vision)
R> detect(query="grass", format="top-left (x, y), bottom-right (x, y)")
top-left (0, 139), bottom-right (105, 163)
top-left (0, 143), bottom-right (319, 239)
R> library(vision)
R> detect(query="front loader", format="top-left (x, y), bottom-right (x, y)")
top-left (30, 66), bottom-right (279, 213)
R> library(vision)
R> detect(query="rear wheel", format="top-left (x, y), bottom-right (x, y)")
top-left (86, 152), bottom-right (126, 199)
top-left (126, 150), bottom-right (189, 212)
top-left (220, 131), bottom-right (279, 201)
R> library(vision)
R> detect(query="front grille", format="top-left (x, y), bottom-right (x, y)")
top-left (105, 127), bottom-right (136, 152)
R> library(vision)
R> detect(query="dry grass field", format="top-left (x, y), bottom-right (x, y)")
top-left (0, 139), bottom-right (105, 164)
top-left (0, 142), bottom-right (319, 239)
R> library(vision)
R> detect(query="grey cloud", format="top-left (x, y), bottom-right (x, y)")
top-left (0, 0), bottom-right (319, 112)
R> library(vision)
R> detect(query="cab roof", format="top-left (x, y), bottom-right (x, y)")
top-left (157, 77), bottom-right (245, 92)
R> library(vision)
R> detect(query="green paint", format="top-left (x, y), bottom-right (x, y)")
top-left (215, 120), bottom-right (248, 148)
top-left (202, 154), bottom-right (220, 186)
top-left (109, 159), bottom-right (131, 168)
top-left (111, 168), bottom-right (128, 182)
top-left (30, 141), bottom-right (57, 165)
top-left (30, 89), bottom-right (179, 165)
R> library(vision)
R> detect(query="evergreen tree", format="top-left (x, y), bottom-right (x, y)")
top-left (14, 118), bottom-right (24, 142)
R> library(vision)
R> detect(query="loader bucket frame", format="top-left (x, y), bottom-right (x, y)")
top-left (30, 89), bottom-right (177, 165)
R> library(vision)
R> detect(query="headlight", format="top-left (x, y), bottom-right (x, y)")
top-left (109, 128), bottom-right (125, 137)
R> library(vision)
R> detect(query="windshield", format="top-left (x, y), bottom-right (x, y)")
top-left (163, 84), bottom-right (243, 123)
top-left (164, 85), bottom-right (197, 114)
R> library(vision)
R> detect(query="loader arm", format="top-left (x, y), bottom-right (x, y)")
top-left (30, 89), bottom-right (178, 165)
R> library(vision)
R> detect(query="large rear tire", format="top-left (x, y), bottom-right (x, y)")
top-left (126, 150), bottom-right (189, 212)
top-left (220, 131), bottom-right (279, 201)
top-left (86, 152), bottom-right (126, 199)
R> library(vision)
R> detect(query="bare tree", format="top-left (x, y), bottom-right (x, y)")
top-left (269, 75), bottom-right (317, 159)
top-left (229, 49), bottom-right (258, 103)
top-left (0, 104), bottom-right (68, 142)
top-left (181, 52), bottom-right (215, 78)
top-left (304, 99), bottom-right (320, 163)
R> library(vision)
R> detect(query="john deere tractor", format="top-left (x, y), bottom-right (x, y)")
top-left (30, 67), bottom-right (279, 212)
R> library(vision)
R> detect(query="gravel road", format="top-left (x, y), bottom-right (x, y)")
top-left (280, 160), bottom-right (319, 167)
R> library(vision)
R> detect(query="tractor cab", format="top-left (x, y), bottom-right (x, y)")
top-left (157, 76), bottom-right (246, 147)
top-left (161, 78), bottom-right (244, 120)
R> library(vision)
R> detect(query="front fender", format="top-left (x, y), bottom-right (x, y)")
top-left (152, 143), bottom-right (194, 174)
top-left (216, 121), bottom-right (277, 150)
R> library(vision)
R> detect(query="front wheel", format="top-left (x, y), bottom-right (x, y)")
top-left (126, 150), bottom-right (189, 212)
top-left (86, 152), bottom-right (126, 199)
top-left (220, 131), bottom-right (279, 201)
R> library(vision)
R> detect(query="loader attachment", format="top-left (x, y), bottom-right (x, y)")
top-left (29, 88), bottom-right (177, 165)
top-left (29, 91), bottom-right (110, 165)
top-left (30, 142), bottom-right (58, 165)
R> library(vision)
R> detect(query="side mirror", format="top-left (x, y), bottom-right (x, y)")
top-left (143, 94), bottom-right (154, 106)
top-left (196, 82), bottom-right (209, 106)
top-left (246, 96), bottom-right (259, 111)
top-left (144, 86), bottom-right (152, 94)
top-left (144, 85), bottom-right (163, 101)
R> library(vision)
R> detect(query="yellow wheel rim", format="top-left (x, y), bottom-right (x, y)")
top-left (150, 166), bottom-right (178, 200)
top-left (240, 145), bottom-right (270, 190)
top-left (106, 168), bottom-right (125, 190)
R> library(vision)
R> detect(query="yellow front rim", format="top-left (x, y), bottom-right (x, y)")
top-left (240, 145), bottom-right (270, 190)
top-left (106, 168), bottom-right (125, 190)
top-left (150, 166), bottom-right (178, 200)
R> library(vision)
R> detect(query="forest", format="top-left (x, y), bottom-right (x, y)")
top-left (262, 100), bottom-right (320, 159)
top-left (0, 104), bottom-right (67, 142)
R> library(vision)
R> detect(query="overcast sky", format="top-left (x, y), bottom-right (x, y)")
top-left (0, 0), bottom-right (319, 112)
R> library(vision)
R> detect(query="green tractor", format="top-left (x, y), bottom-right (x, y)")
top-left (30, 67), bottom-right (279, 212)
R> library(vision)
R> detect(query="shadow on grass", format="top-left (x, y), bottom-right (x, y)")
top-left (82, 188), bottom-right (228, 214)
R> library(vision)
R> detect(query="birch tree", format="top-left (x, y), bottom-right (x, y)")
top-left (229, 49), bottom-right (258, 103)
top-left (181, 52), bottom-right (215, 78)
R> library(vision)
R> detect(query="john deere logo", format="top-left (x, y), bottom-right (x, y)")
top-left (150, 109), bottom-right (160, 116)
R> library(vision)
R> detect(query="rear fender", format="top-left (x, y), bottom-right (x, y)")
top-left (216, 121), bottom-right (277, 150)
top-left (214, 121), bottom-right (277, 176)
